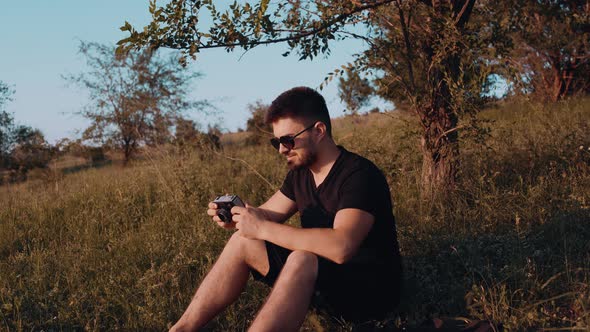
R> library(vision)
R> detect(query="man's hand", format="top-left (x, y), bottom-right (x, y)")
top-left (207, 202), bottom-right (236, 229)
top-left (231, 204), bottom-right (267, 239)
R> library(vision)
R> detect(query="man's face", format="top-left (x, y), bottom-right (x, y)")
top-left (272, 117), bottom-right (318, 170)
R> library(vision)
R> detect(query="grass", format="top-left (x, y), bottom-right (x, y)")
top-left (0, 97), bottom-right (589, 331)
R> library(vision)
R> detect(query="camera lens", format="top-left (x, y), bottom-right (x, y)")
top-left (217, 209), bottom-right (232, 223)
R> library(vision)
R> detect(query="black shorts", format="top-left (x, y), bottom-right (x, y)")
top-left (251, 241), bottom-right (401, 323)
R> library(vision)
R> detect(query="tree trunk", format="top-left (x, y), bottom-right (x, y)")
top-left (549, 57), bottom-right (576, 102)
top-left (418, 102), bottom-right (460, 200)
top-left (551, 64), bottom-right (565, 102)
top-left (418, 45), bottom-right (462, 199)
top-left (123, 138), bottom-right (132, 166)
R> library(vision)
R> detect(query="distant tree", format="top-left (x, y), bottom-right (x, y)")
top-left (0, 82), bottom-right (53, 179)
top-left (338, 69), bottom-right (373, 114)
top-left (245, 100), bottom-right (271, 145)
top-left (174, 117), bottom-right (201, 145)
top-left (1, 83), bottom-right (50, 169)
top-left (117, 0), bottom-right (510, 196)
top-left (0, 81), bottom-right (12, 110)
top-left (0, 81), bottom-right (15, 168)
top-left (506, 0), bottom-right (590, 102)
top-left (9, 127), bottom-right (53, 173)
top-left (174, 117), bottom-right (221, 150)
top-left (53, 138), bottom-right (106, 165)
top-left (67, 42), bottom-right (207, 165)
top-left (205, 124), bottom-right (222, 149)
top-left (54, 138), bottom-right (80, 156)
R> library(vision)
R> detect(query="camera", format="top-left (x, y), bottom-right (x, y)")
top-left (212, 195), bottom-right (245, 223)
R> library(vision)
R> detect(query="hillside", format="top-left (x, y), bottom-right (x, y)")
top-left (0, 98), bottom-right (589, 330)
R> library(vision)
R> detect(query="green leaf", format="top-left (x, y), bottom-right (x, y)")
top-left (149, 0), bottom-right (157, 15)
top-left (120, 21), bottom-right (132, 32)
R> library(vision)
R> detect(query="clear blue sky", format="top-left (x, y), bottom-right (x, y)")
top-left (0, 1), bottom-right (388, 144)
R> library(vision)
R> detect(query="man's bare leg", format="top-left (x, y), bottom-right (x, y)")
top-left (248, 250), bottom-right (318, 332)
top-left (170, 233), bottom-right (269, 332)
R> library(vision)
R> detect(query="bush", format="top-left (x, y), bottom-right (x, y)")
top-left (244, 101), bottom-right (272, 146)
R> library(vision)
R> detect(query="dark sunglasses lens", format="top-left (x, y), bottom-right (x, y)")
top-left (279, 137), bottom-right (295, 150)
top-left (270, 138), bottom-right (280, 150)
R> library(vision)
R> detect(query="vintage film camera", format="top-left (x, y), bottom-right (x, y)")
top-left (212, 195), bottom-right (245, 223)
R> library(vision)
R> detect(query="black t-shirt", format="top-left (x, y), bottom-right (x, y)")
top-left (280, 146), bottom-right (401, 273)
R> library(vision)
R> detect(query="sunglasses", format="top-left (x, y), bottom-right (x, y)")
top-left (270, 123), bottom-right (315, 150)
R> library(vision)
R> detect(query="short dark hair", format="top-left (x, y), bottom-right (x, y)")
top-left (265, 87), bottom-right (332, 137)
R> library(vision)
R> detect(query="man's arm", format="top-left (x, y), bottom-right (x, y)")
top-left (231, 207), bottom-right (374, 264)
top-left (257, 190), bottom-right (298, 224)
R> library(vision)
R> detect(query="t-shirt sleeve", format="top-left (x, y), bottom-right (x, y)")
top-left (279, 170), bottom-right (296, 201)
top-left (337, 167), bottom-right (378, 216)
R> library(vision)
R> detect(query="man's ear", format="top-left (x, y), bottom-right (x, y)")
top-left (314, 121), bottom-right (327, 141)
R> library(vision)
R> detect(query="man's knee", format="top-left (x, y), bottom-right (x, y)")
top-left (283, 251), bottom-right (318, 281)
top-left (227, 232), bottom-right (259, 252)
top-left (227, 231), bottom-right (243, 246)
top-left (226, 232), bottom-right (269, 275)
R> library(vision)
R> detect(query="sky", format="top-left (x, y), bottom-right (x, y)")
top-left (0, 1), bottom-right (388, 144)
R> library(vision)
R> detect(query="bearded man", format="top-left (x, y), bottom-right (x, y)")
top-left (171, 87), bottom-right (402, 332)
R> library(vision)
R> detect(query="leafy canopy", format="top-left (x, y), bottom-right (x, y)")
top-left (67, 42), bottom-right (208, 163)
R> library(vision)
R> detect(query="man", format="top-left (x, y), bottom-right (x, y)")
top-left (170, 87), bottom-right (402, 332)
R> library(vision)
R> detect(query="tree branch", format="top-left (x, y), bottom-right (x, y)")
top-left (396, 0), bottom-right (417, 93)
top-left (454, 0), bottom-right (476, 28)
top-left (171, 0), bottom-right (396, 51)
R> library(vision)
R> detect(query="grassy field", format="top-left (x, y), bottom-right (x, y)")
top-left (1, 98), bottom-right (589, 331)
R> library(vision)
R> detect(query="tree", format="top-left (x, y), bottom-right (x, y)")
top-left (338, 69), bottom-right (373, 114)
top-left (504, 0), bottom-right (589, 102)
top-left (67, 42), bottom-right (206, 165)
top-left (245, 100), bottom-right (271, 145)
top-left (0, 81), bottom-right (53, 178)
top-left (117, 0), bottom-right (506, 195)
top-left (0, 81), bottom-right (12, 110)
top-left (9, 126), bottom-right (53, 173)
top-left (204, 124), bottom-right (222, 150)
top-left (335, 1), bottom-right (507, 195)
top-left (0, 81), bottom-right (15, 168)
top-left (174, 117), bottom-right (221, 150)
top-left (174, 116), bottom-right (201, 145)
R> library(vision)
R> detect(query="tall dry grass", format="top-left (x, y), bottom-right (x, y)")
top-left (0, 97), bottom-right (589, 331)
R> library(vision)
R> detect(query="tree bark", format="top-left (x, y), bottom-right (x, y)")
top-left (548, 55), bottom-right (579, 102)
top-left (417, 16), bottom-right (464, 199)
top-left (551, 61), bottom-right (565, 103)
top-left (411, 1), bottom-right (473, 199)
top-left (418, 101), bottom-right (460, 200)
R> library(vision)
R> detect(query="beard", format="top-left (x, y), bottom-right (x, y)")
top-left (286, 146), bottom-right (318, 170)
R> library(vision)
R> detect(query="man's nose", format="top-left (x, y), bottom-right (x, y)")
top-left (278, 143), bottom-right (290, 154)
